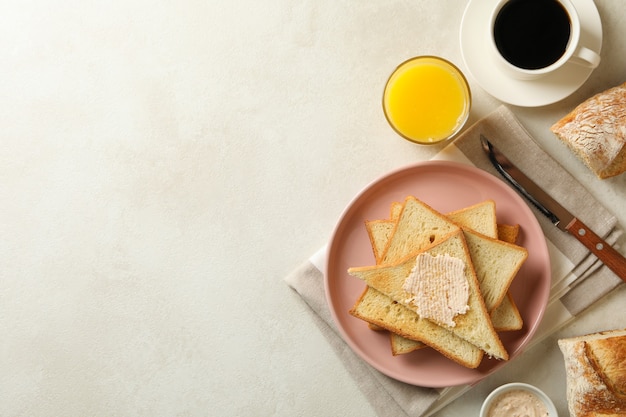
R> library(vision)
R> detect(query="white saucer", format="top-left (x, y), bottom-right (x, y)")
top-left (460, 0), bottom-right (602, 107)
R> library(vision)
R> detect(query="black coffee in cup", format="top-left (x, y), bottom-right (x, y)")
top-left (494, 0), bottom-right (571, 70)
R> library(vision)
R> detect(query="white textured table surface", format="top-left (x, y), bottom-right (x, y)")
top-left (2, 1), bottom-right (625, 416)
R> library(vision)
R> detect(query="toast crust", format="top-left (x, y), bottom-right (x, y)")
top-left (349, 230), bottom-right (508, 361)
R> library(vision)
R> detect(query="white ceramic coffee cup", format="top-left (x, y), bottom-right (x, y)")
top-left (489, 0), bottom-right (601, 80)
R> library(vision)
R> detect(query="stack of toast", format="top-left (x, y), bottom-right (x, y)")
top-left (347, 196), bottom-right (528, 369)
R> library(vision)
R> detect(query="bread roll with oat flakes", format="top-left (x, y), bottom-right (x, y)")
top-left (551, 82), bottom-right (626, 179)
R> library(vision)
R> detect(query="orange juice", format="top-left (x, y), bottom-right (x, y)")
top-left (383, 56), bottom-right (471, 144)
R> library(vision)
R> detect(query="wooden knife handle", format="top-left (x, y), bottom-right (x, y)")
top-left (566, 217), bottom-right (626, 283)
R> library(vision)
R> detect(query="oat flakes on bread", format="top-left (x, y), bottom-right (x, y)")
top-left (550, 81), bottom-right (626, 179)
top-left (558, 328), bottom-right (626, 417)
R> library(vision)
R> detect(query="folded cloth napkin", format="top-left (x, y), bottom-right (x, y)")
top-left (284, 105), bottom-right (624, 417)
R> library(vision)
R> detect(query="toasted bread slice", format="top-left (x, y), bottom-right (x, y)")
top-left (489, 292), bottom-right (523, 331)
top-left (390, 201), bottom-right (403, 220)
top-left (389, 250), bottom-right (523, 354)
top-left (390, 331), bottom-right (426, 356)
top-left (362, 198), bottom-right (478, 355)
top-left (462, 228), bottom-right (527, 312)
top-left (367, 196), bottom-right (466, 351)
top-left (447, 200), bottom-right (498, 238)
top-left (388, 225), bottom-right (524, 354)
top-left (447, 202), bottom-right (527, 313)
top-left (492, 223), bottom-right (523, 331)
top-left (380, 196), bottom-right (460, 265)
top-left (350, 286), bottom-right (482, 367)
top-left (450, 207), bottom-right (524, 327)
top-left (349, 230), bottom-right (509, 361)
top-left (364, 200), bottom-right (524, 355)
top-left (363, 202), bottom-right (407, 333)
top-left (365, 219), bottom-right (396, 264)
top-left (498, 223), bottom-right (521, 244)
top-left (380, 198), bottom-right (525, 313)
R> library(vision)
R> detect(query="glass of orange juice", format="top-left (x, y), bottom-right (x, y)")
top-left (383, 56), bottom-right (471, 145)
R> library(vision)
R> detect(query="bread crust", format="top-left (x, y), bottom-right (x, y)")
top-left (550, 82), bottom-right (626, 179)
top-left (586, 337), bottom-right (626, 401)
top-left (356, 198), bottom-right (524, 362)
top-left (559, 329), bottom-right (626, 416)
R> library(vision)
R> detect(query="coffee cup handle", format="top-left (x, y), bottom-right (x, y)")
top-left (570, 46), bottom-right (601, 68)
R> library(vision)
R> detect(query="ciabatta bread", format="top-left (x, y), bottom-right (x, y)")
top-left (551, 82), bottom-right (626, 179)
top-left (558, 329), bottom-right (626, 416)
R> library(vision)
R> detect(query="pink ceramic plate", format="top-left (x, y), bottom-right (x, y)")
top-left (325, 161), bottom-right (551, 387)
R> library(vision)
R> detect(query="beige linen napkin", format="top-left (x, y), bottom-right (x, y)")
top-left (285, 105), bottom-right (624, 417)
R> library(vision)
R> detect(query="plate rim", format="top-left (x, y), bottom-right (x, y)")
top-left (324, 160), bottom-right (551, 387)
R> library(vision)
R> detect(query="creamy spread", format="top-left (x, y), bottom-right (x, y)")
top-left (402, 253), bottom-right (469, 327)
top-left (487, 390), bottom-right (549, 417)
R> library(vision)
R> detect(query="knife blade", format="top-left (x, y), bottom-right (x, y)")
top-left (480, 134), bottom-right (626, 283)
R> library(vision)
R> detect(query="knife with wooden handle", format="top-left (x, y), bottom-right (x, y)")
top-left (480, 134), bottom-right (626, 283)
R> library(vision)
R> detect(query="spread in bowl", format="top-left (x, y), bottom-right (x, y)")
top-left (480, 383), bottom-right (557, 417)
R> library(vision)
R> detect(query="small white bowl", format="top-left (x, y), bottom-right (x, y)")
top-left (480, 382), bottom-right (558, 417)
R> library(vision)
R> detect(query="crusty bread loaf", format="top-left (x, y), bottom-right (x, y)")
top-left (550, 82), bottom-right (626, 179)
top-left (558, 329), bottom-right (626, 416)
top-left (349, 230), bottom-right (509, 361)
